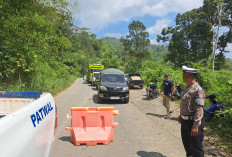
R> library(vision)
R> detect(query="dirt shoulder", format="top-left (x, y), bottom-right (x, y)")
top-left (129, 88), bottom-right (227, 157)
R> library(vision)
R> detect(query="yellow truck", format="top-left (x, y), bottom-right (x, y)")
top-left (87, 64), bottom-right (104, 84)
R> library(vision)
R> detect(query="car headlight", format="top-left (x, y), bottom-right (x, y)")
top-left (99, 86), bottom-right (107, 91)
top-left (122, 87), bottom-right (129, 92)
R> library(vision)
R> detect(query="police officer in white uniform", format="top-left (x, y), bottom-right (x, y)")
top-left (178, 66), bottom-right (205, 157)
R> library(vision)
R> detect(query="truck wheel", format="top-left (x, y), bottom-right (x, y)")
top-left (140, 85), bottom-right (143, 89)
top-left (124, 98), bottom-right (129, 104)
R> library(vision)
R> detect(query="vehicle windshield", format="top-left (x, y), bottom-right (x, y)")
top-left (102, 74), bottom-right (125, 83)
top-left (93, 73), bottom-right (100, 77)
top-left (129, 74), bottom-right (141, 77)
top-left (91, 69), bottom-right (103, 73)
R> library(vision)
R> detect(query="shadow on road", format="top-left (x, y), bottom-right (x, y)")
top-left (146, 113), bottom-right (163, 118)
top-left (137, 151), bottom-right (166, 157)
top-left (140, 94), bottom-right (160, 101)
top-left (146, 113), bottom-right (178, 121)
top-left (141, 97), bottom-right (159, 101)
top-left (92, 87), bottom-right (98, 91)
top-left (141, 97), bottom-right (149, 100)
top-left (129, 88), bottom-right (143, 90)
top-left (82, 80), bottom-right (89, 84)
top-left (59, 136), bottom-right (71, 143)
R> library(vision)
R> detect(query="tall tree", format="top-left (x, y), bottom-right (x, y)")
top-left (203, 0), bottom-right (226, 70)
top-left (157, 0), bottom-right (231, 69)
top-left (120, 20), bottom-right (150, 72)
top-left (217, 0), bottom-right (232, 55)
top-left (157, 8), bottom-right (213, 67)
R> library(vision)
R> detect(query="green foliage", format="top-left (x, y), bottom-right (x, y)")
top-left (0, 0), bottom-right (93, 94)
top-left (157, 8), bottom-right (213, 67)
top-left (157, 0), bottom-right (232, 69)
top-left (101, 45), bottom-right (121, 69)
top-left (205, 0), bottom-right (232, 52)
top-left (102, 37), bottom-right (169, 63)
top-left (148, 45), bottom-right (169, 61)
top-left (224, 58), bottom-right (232, 71)
top-left (120, 20), bottom-right (150, 72)
top-left (139, 60), bottom-right (183, 88)
top-left (102, 37), bottom-right (122, 46)
top-left (102, 37), bottom-right (169, 73)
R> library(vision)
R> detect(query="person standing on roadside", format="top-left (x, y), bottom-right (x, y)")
top-left (178, 66), bottom-right (205, 157)
top-left (159, 73), bottom-right (175, 119)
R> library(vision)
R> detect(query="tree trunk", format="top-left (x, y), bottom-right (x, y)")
top-left (212, 2), bottom-right (223, 70)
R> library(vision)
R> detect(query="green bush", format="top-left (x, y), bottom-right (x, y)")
top-left (139, 60), bottom-right (183, 88)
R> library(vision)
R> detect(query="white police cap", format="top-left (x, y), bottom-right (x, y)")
top-left (182, 65), bottom-right (199, 73)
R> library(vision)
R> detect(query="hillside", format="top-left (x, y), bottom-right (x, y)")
top-left (101, 37), bottom-right (169, 61)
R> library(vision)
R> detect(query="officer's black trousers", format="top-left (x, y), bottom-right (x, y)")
top-left (181, 118), bottom-right (204, 157)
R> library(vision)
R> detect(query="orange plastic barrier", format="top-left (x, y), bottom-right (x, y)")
top-left (65, 107), bottom-right (119, 146)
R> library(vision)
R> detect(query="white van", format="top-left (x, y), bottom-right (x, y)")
top-left (0, 91), bottom-right (57, 157)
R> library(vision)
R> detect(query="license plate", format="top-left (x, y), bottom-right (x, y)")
top-left (110, 96), bottom-right (120, 100)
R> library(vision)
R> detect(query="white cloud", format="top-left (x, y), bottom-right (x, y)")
top-left (143, 0), bottom-right (203, 16)
top-left (76, 0), bottom-right (203, 31)
top-left (76, 0), bottom-right (144, 31)
top-left (147, 19), bottom-right (171, 34)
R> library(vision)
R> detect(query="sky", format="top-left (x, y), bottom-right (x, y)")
top-left (74, 0), bottom-right (232, 59)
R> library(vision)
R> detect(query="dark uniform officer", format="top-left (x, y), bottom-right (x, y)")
top-left (178, 66), bottom-right (205, 157)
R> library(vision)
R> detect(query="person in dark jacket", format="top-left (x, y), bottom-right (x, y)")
top-left (159, 73), bottom-right (175, 119)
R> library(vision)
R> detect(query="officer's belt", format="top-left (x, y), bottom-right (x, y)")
top-left (181, 115), bottom-right (194, 120)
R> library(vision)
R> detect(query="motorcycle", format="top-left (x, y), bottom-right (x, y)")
top-left (146, 79), bottom-right (159, 100)
top-left (204, 94), bottom-right (226, 118)
top-left (171, 83), bottom-right (184, 101)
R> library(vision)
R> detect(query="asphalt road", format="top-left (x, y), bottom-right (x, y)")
top-left (50, 79), bottom-right (186, 157)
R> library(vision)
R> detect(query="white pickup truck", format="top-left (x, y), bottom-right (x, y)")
top-left (0, 91), bottom-right (57, 157)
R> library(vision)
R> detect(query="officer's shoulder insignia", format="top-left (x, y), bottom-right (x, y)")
top-left (197, 90), bottom-right (204, 99)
